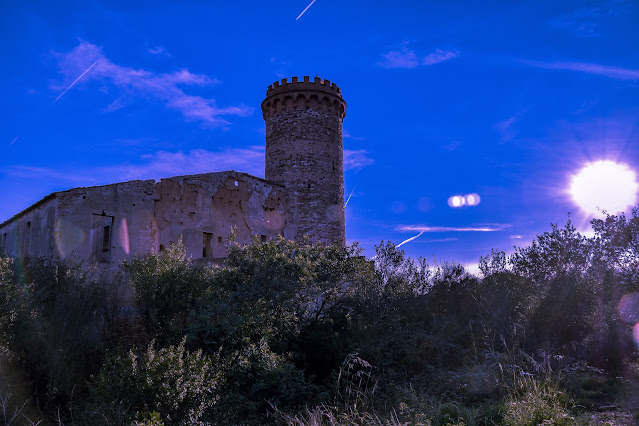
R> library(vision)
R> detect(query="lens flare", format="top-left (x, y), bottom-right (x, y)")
top-left (55, 218), bottom-right (85, 258)
top-left (448, 195), bottom-right (464, 208)
top-left (448, 194), bottom-right (481, 208)
top-left (634, 324), bottom-right (639, 348)
top-left (119, 218), bottom-right (130, 255)
top-left (466, 193), bottom-right (481, 206)
top-left (571, 160), bottom-right (638, 215)
top-left (618, 293), bottom-right (639, 324)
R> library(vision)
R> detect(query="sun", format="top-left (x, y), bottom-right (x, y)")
top-left (570, 160), bottom-right (638, 216)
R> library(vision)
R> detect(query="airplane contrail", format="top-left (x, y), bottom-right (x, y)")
top-left (52, 61), bottom-right (98, 104)
top-left (396, 231), bottom-right (425, 248)
top-left (344, 186), bottom-right (356, 207)
top-left (296, 0), bottom-right (317, 20)
top-left (9, 136), bottom-right (19, 146)
top-left (370, 231), bottom-right (425, 260)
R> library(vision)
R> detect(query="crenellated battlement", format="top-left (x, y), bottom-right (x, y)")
top-left (266, 76), bottom-right (342, 96)
top-left (262, 76), bottom-right (346, 120)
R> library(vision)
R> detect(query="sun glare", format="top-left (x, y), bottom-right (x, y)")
top-left (570, 160), bottom-right (638, 216)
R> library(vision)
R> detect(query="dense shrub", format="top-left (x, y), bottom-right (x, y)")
top-left (1, 208), bottom-right (639, 423)
top-left (86, 338), bottom-right (221, 425)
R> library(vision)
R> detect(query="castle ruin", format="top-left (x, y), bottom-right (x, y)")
top-left (0, 76), bottom-right (347, 263)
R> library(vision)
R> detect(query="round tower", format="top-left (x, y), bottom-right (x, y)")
top-left (261, 76), bottom-right (347, 245)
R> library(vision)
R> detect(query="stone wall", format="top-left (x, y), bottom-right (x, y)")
top-left (262, 76), bottom-right (346, 245)
top-left (153, 171), bottom-right (292, 259)
top-left (0, 171), bottom-right (293, 263)
top-left (0, 195), bottom-right (58, 260)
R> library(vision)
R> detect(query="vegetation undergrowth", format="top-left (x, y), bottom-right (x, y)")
top-left (0, 209), bottom-right (638, 424)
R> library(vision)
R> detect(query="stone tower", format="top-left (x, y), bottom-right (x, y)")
top-left (262, 76), bottom-right (347, 245)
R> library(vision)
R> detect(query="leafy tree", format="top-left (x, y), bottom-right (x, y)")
top-left (510, 220), bottom-right (590, 283)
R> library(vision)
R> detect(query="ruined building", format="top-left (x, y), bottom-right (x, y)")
top-left (0, 76), bottom-right (347, 263)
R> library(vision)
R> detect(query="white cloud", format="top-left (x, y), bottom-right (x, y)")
top-left (423, 49), bottom-right (459, 65)
top-left (148, 46), bottom-right (171, 56)
top-left (398, 224), bottom-right (510, 233)
top-left (5, 147), bottom-right (266, 185)
top-left (379, 46), bottom-right (420, 69)
top-left (495, 115), bottom-right (518, 142)
top-left (549, 1), bottom-right (630, 37)
top-left (380, 44), bottom-right (459, 69)
top-left (52, 41), bottom-right (252, 125)
top-left (344, 149), bottom-right (374, 171)
top-left (6, 145), bottom-right (374, 187)
top-left (521, 59), bottom-right (639, 80)
top-left (343, 129), bottom-right (365, 141)
top-left (116, 147), bottom-right (265, 180)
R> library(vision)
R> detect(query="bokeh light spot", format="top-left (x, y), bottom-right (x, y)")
top-left (448, 195), bottom-right (464, 208)
top-left (466, 193), bottom-right (481, 206)
top-left (448, 193), bottom-right (481, 208)
top-left (392, 201), bottom-right (408, 214)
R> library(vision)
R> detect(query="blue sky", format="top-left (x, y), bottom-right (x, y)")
top-left (1, 0), bottom-right (638, 266)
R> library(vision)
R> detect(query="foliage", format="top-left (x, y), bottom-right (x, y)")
top-left (3, 208), bottom-right (639, 424)
top-left (88, 338), bottom-right (221, 425)
top-left (504, 374), bottom-right (574, 426)
top-left (0, 257), bottom-right (131, 420)
top-left (124, 239), bottom-right (214, 346)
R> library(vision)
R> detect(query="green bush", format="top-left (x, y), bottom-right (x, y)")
top-left (87, 337), bottom-right (222, 425)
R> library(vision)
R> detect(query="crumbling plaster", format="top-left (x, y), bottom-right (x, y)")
top-left (0, 171), bottom-right (293, 263)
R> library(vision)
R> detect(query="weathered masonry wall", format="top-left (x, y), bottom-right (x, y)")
top-left (54, 180), bottom-right (158, 263)
top-left (0, 196), bottom-right (58, 260)
top-left (0, 171), bottom-right (293, 264)
top-left (153, 171), bottom-right (293, 259)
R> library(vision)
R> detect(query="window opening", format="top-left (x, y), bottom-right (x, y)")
top-left (24, 221), bottom-right (31, 255)
top-left (261, 235), bottom-right (267, 243)
top-left (102, 226), bottom-right (111, 252)
top-left (92, 213), bottom-right (114, 263)
top-left (203, 232), bottom-right (213, 258)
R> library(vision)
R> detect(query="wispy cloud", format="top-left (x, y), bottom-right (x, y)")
top-left (118, 147), bottom-right (265, 179)
top-left (344, 149), bottom-right (374, 171)
top-left (521, 59), bottom-right (639, 80)
top-left (52, 41), bottom-right (252, 125)
top-left (380, 45), bottom-right (420, 69)
top-left (4, 146), bottom-right (267, 184)
top-left (442, 140), bottom-right (462, 151)
top-left (148, 46), bottom-right (171, 56)
top-left (398, 224), bottom-right (510, 233)
top-left (343, 129), bottom-right (365, 141)
top-left (495, 109), bottom-right (530, 143)
top-left (6, 145), bottom-right (375, 186)
top-left (380, 43), bottom-right (459, 69)
top-left (495, 116), bottom-right (518, 142)
top-left (423, 49), bottom-right (459, 65)
top-left (549, 1), bottom-right (630, 37)
top-left (6, 166), bottom-right (102, 184)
